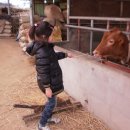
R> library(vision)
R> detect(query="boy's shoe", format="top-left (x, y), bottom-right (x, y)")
top-left (37, 124), bottom-right (50, 130)
top-left (47, 117), bottom-right (61, 124)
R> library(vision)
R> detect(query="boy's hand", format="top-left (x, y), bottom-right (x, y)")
top-left (67, 53), bottom-right (73, 58)
top-left (45, 87), bottom-right (52, 98)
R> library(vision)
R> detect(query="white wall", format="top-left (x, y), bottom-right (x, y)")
top-left (56, 47), bottom-right (130, 130)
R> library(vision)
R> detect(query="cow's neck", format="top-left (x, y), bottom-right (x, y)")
top-left (126, 44), bottom-right (130, 63)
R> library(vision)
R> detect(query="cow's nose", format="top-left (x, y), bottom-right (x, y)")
top-left (93, 50), bottom-right (98, 55)
top-left (93, 50), bottom-right (101, 57)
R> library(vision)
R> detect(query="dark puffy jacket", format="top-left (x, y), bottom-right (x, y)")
top-left (26, 41), bottom-right (66, 95)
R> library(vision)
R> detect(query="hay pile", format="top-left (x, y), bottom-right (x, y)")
top-left (12, 72), bottom-right (110, 130)
top-left (50, 108), bottom-right (110, 130)
top-left (0, 19), bottom-right (12, 37)
top-left (18, 14), bottom-right (41, 51)
top-left (18, 14), bottom-right (31, 51)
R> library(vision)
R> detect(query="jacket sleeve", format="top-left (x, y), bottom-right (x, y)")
top-left (36, 48), bottom-right (51, 88)
top-left (56, 52), bottom-right (67, 60)
top-left (26, 42), bottom-right (35, 56)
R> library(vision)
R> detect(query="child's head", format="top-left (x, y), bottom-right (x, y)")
top-left (29, 21), bottom-right (53, 41)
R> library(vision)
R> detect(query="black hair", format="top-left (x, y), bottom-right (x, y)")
top-left (29, 25), bottom-right (36, 40)
top-left (29, 21), bottom-right (53, 40)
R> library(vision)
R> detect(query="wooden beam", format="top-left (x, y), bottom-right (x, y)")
top-left (22, 102), bottom-right (82, 125)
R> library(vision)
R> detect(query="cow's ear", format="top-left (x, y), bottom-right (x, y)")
top-left (117, 30), bottom-right (122, 34)
top-left (107, 39), bottom-right (115, 46)
top-left (119, 39), bottom-right (124, 46)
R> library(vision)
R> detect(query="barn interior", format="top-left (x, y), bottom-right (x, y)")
top-left (31, 0), bottom-right (130, 54)
top-left (0, 1), bottom-right (130, 130)
top-left (30, 1), bottom-right (130, 130)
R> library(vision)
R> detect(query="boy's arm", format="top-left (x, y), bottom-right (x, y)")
top-left (56, 52), bottom-right (73, 60)
top-left (26, 42), bottom-right (35, 56)
top-left (37, 49), bottom-right (51, 88)
top-left (56, 52), bottom-right (67, 60)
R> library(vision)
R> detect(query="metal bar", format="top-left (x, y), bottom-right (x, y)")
top-left (69, 22), bottom-right (129, 26)
top-left (77, 19), bottom-right (80, 50)
top-left (126, 22), bottom-right (130, 40)
top-left (66, 24), bottom-right (109, 32)
top-left (7, 0), bottom-right (10, 15)
top-left (90, 20), bottom-right (94, 55)
top-left (120, 1), bottom-right (124, 17)
top-left (107, 20), bottom-right (110, 30)
top-left (69, 16), bottom-right (130, 22)
top-left (30, 0), bottom-right (34, 26)
top-left (67, 0), bottom-right (70, 41)
top-left (65, 24), bottom-right (130, 35)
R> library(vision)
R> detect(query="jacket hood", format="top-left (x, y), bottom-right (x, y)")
top-left (26, 41), bottom-right (54, 56)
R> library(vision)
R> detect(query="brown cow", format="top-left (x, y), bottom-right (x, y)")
top-left (93, 28), bottom-right (130, 64)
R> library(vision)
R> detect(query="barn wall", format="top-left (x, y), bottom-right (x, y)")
top-left (70, 0), bottom-right (98, 16)
top-left (55, 46), bottom-right (130, 130)
top-left (70, 0), bottom-right (130, 17)
top-left (123, 1), bottom-right (130, 17)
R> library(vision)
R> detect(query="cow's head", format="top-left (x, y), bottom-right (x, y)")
top-left (93, 28), bottom-right (129, 63)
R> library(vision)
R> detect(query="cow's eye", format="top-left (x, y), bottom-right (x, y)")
top-left (107, 39), bottom-right (115, 46)
top-left (109, 39), bottom-right (114, 43)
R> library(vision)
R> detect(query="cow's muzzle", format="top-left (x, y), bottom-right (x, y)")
top-left (93, 50), bottom-right (102, 57)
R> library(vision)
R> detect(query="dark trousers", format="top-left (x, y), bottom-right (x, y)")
top-left (39, 96), bottom-right (56, 127)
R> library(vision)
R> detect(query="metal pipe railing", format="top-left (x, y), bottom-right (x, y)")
top-left (66, 24), bottom-right (130, 35)
top-left (69, 16), bottom-right (130, 22)
top-left (66, 24), bottom-right (109, 32)
top-left (77, 19), bottom-right (81, 50)
top-left (67, 0), bottom-right (70, 41)
top-left (66, 15), bottom-right (130, 54)
top-left (66, 0), bottom-right (130, 54)
top-left (90, 20), bottom-right (94, 55)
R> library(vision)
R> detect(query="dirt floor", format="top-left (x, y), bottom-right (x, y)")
top-left (0, 38), bottom-right (110, 130)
